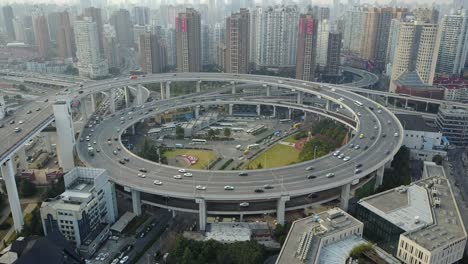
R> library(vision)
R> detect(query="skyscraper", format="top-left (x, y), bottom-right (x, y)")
top-left (12, 18), bottom-right (25, 42)
top-left (390, 20), bottom-right (441, 92)
top-left (74, 17), bottom-right (109, 79)
top-left (295, 13), bottom-right (318, 81)
top-left (83, 7), bottom-right (105, 54)
top-left (34, 15), bottom-right (51, 59)
top-left (3, 6), bottom-right (15, 40)
top-left (110, 9), bottom-right (134, 48)
top-left (176, 8), bottom-right (201, 72)
top-left (138, 32), bottom-right (167, 73)
top-left (225, 9), bottom-right (250, 74)
top-left (316, 19), bottom-right (329, 67)
top-left (436, 9), bottom-right (468, 77)
top-left (57, 11), bottom-right (74, 59)
top-left (132, 6), bottom-right (150, 26)
top-left (47, 12), bottom-right (60, 42)
top-left (325, 31), bottom-right (342, 77)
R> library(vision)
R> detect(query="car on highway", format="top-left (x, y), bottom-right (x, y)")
top-left (305, 166), bottom-right (314, 171)
top-left (139, 168), bottom-right (147, 173)
top-left (36, 108), bottom-right (41, 111)
top-left (338, 154), bottom-right (345, 159)
top-left (326, 173), bottom-right (335, 178)
top-left (119, 256), bottom-right (129, 264)
top-left (26, 110), bottom-right (32, 114)
top-left (183, 173), bottom-right (192, 177)
top-left (224, 185), bottom-right (235, 190)
top-left (254, 188), bottom-right (264, 193)
top-left (113, 150), bottom-right (118, 155)
top-left (238, 172), bottom-right (248, 176)
top-left (18, 120), bottom-right (24, 124)
top-left (118, 160), bottom-right (125, 165)
top-left (307, 175), bottom-right (317, 179)
top-left (178, 169), bottom-right (187, 173)
top-left (196, 185), bottom-right (206, 190)
top-left (343, 156), bottom-right (351, 161)
top-left (263, 184), bottom-right (274, 189)
top-left (137, 173), bottom-right (146, 178)
top-left (356, 163), bottom-right (363, 168)
top-left (0, 124), bottom-right (3, 128)
top-left (333, 151), bottom-right (340, 156)
top-left (123, 157), bottom-right (130, 162)
top-left (354, 145), bottom-right (360, 150)
top-left (9, 120), bottom-right (14, 124)
top-left (14, 127), bottom-right (21, 133)
top-left (173, 175), bottom-right (182, 179)
top-left (153, 180), bottom-right (163, 185)
top-left (359, 134), bottom-right (365, 139)
top-left (394, 132), bottom-right (399, 137)
top-left (382, 133), bottom-right (386, 138)
top-left (355, 169), bottom-right (362, 174)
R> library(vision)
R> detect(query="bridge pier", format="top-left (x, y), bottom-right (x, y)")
top-left (109, 89), bottom-right (116, 113)
top-left (196, 198), bottom-right (207, 231)
top-left (0, 94), bottom-right (5, 120)
top-left (288, 108), bottom-right (292, 119)
top-left (425, 102), bottom-right (429, 112)
top-left (326, 100), bottom-right (331, 111)
top-left (374, 165), bottom-right (385, 189)
top-left (131, 189), bottom-right (142, 216)
top-left (276, 195), bottom-right (290, 226)
top-left (90, 93), bottom-right (97, 112)
top-left (272, 106), bottom-right (276, 118)
top-left (256, 105), bottom-right (261, 116)
top-left (165, 81), bottom-right (171, 99)
top-left (195, 105), bottom-right (200, 118)
top-left (160, 81), bottom-right (166, 99)
top-left (1, 159), bottom-right (23, 232)
top-left (297, 91), bottom-right (303, 104)
top-left (17, 146), bottom-right (28, 172)
top-left (80, 98), bottom-right (88, 123)
top-left (404, 98), bottom-right (408, 109)
top-left (53, 100), bottom-right (75, 171)
top-left (136, 84), bottom-right (144, 105)
top-left (340, 183), bottom-right (351, 211)
top-left (231, 81), bottom-right (236, 94)
top-left (196, 80), bottom-right (201, 93)
top-left (385, 96), bottom-right (389, 106)
top-left (229, 104), bottom-right (233, 115)
top-left (124, 87), bottom-right (130, 108)
top-left (265, 84), bottom-right (270, 97)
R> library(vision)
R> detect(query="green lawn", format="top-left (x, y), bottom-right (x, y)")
top-left (283, 135), bottom-right (298, 144)
top-left (163, 149), bottom-right (218, 169)
top-left (245, 144), bottom-right (300, 169)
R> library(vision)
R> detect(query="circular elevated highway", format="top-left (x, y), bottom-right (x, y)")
top-left (74, 73), bottom-right (403, 225)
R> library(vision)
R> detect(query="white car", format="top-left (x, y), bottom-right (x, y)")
top-left (119, 256), bottom-right (129, 264)
top-left (183, 172), bottom-right (193, 177)
top-left (137, 173), bottom-right (146, 178)
top-left (240, 202), bottom-right (249, 207)
top-left (354, 145), bottom-right (360, 150)
top-left (153, 180), bottom-right (162, 185)
top-left (178, 169), bottom-right (187, 173)
top-left (196, 185), bottom-right (206, 190)
top-left (377, 109), bottom-right (382, 113)
top-left (343, 156), bottom-right (351, 161)
top-left (224, 185), bottom-right (235, 190)
top-left (93, 140), bottom-right (97, 144)
top-left (333, 151), bottom-right (340, 156)
top-left (357, 112), bottom-right (361, 116)
top-left (173, 175), bottom-right (182, 179)
top-left (338, 154), bottom-right (345, 159)
top-left (394, 132), bottom-right (399, 137)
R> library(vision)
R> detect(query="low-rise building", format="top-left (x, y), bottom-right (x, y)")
top-left (40, 167), bottom-right (117, 258)
top-left (355, 176), bottom-right (467, 264)
top-left (436, 105), bottom-right (468, 146)
top-left (276, 208), bottom-right (364, 264)
top-left (396, 114), bottom-right (446, 160)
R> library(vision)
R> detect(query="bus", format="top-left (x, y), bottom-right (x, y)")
top-left (354, 100), bottom-right (363, 107)
top-left (192, 139), bottom-right (207, 144)
top-left (279, 119), bottom-right (291, 123)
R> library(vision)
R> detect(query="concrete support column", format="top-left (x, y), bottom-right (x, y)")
top-left (385, 159), bottom-right (393, 169)
top-left (0, 94), bottom-right (5, 120)
top-left (109, 89), bottom-right (116, 113)
top-left (374, 166), bottom-right (385, 189)
top-left (229, 104), bottom-right (233, 115)
top-left (196, 198), bottom-right (207, 231)
top-left (240, 213), bottom-right (244, 222)
top-left (231, 81), bottom-right (236, 94)
top-left (80, 98), bottom-right (88, 123)
top-left (425, 102), bottom-right (429, 112)
top-left (136, 85), bottom-right (144, 105)
top-left (53, 100), bottom-right (75, 171)
top-left (288, 108), bottom-right (292, 119)
top-left (256, 105), bottom-right (261, 116)
top-left (297, 91), bottom-right (303, 104)
top-left (160, 81), bottom-right (165, 100)
top-left (385, 96), bottom-right (389, 106)
top-left (276, 195), bottom-right (290, 225)
top-left (263, 84), bottom-right (270, 96)
top-left (326, 100), bottom-right (331, 111)
top-left (130, 124), bottom-right (136, 135)
top-left (124, 87), bottom-right (130, 108)
top-left (272, 106), bottom-right (276, 118)
top-left (405, 99), bottom-right (408, 108)
top-left (195, 105), bottom-right (200, 119)
top-left (1, 160), bottom-right (23, 232)
top-left (172, 210), bottom-right (176, 218)
top-left (165, 81), bottom-right (171, 99)
top-left (17, 146), bottom-right (28, 172)
top-left (131, 189), bottom-right (142, 216)
top-left (196, 80), bottom-right (201, 93)
top-left (90, 93), bottom-right (97, 113)
top-left (340, 183), bottom-right (351, 211)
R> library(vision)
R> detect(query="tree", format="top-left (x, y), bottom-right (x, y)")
top-left (19, 179), bottom-right (37, 198)
top-left (432, 154), bottom-right (444, 165)
top-left (64, 65), bottom-right (78, 75)
top-left (176, 126), bottom-right (185, 139)
top-left (207, 129), bottom-right (216, 139)
top-left (17, 84), bottom-right (27, 91)
top-left (256, 163), bottom-right (263, 169)
top-left (223, 128), bottom-right (231, 138)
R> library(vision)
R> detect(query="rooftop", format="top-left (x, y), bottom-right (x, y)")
top-left (205, 223), bottom-right (251, 243)
top-left (276, 208), bottom-right (363, 264)
top-left (396, 114), bottom-right (439, 133)
top-left (358, 176), bottom-right (466, 251)
top-left (422, 162), bottom-right (445, 179)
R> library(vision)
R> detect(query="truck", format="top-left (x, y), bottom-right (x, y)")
top-left (175, 143), bottom-right (184, 148)
top-left (88, 147), bottom-right (95, 157)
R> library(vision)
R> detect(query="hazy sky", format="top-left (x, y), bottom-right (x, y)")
top-left (0, 0), bottom-right (442, 5)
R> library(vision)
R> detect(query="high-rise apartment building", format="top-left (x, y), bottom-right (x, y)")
top-left (176, 8), bottom-right (202, 72)
top-left (202, 24), bottom-right (215, 66)
top-left (83, 7), bottom-right (105, 54)
top-left (343, 8), bottom-right (365, 54)
top-left (3, 6), bottom-right (15, 40)
top-left (225, 9), bottom-right (250, 74)
top-left (390, 20), bottom-right (441, 92)
top-left (138, 32), bottom-right (167, 73)
top-left (164, 27), bottom-right (177, 67)
top-left (12, 18), bottom-right (25, 42)
top-left (325, 31), bottom-right (342, 76)
top-left (34, 15), bottom-right (51, 59)
top-left (47, 12), bottom-right (60, 42)
top-left (57, 11), bottom-right (74, 59)
top-left (413, 7), bottom-right (439, 23)
top-left (132, 6), bottom-right (150, 26)
top-left (295, 13), bottom-right (318, 81)
top-left (110, 9), bottom-right (134, 48)
top-left (74, 17), bottom-right (109, 79)
top-left (436, 9), bottom-right (468, 77)
top-left (252, 6), bottom-right (299, 68)
top-left (316, 19), bottom-right (329, 67)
